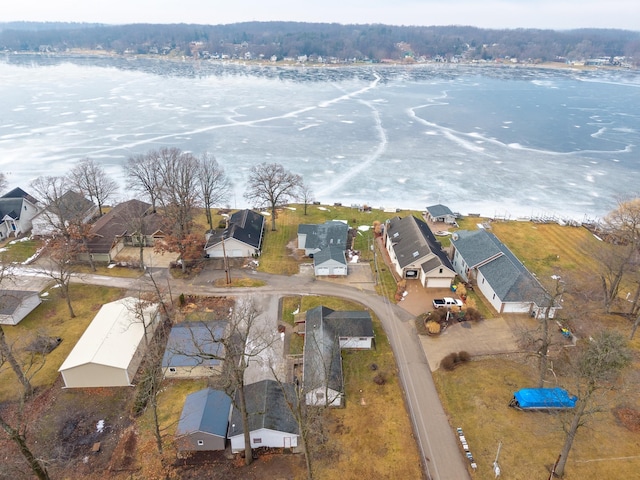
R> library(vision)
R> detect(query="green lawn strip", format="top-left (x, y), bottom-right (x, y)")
top-left (73, 263), bottom-right (145, 278)
top-left (0, 284), bottom-right (125, 402)
top-left (1, 238), bottom-right (42, 263)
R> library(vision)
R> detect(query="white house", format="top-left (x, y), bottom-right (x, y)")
top-left (302, 306), bottom-right (374, 407)
top-left (384, 215), bottom-right (456, 288)
top-left (228, 379), bottom-right (299, 452)
top-left (204, 209), bottom-right (265, 258)
top-left (0, 188), bottom-right (40, 239)
top-left (0, 290), bottom-right (42, 325)
top-left (450, 229), bottom-right (559, 318)
top-left (31, 190), bottom-right (98, 237)
top-left (58, 297), bottom-right (160, 388)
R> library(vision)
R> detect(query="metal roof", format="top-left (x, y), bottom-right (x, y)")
top-left (177, 388), bottom-right (232, 437)
top-left (163, 321), bottom-right (226, 368)
top-left (58, 297), bottom-right (159, 372)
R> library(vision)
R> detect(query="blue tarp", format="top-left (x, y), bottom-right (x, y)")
top-left (511, 387), bottom-right (577, 409)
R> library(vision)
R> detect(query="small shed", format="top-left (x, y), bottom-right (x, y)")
top-left (0, 290), bottom-right (42, 325)
top-left (426, 204), bottom-right (457, 224)
top-left (176, 388), bottom-right (232, 451)
top-left (58, 297), bottom-right (160, 388)
top-left (162, 321), bottom-right (226, 378)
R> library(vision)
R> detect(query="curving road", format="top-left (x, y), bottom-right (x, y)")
top-left (65, 268), bottom-right (470, 480)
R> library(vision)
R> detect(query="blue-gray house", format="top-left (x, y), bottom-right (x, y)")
top-left (163, 321), bottom-right (226, 378)
top-left (176, 388), bottom-right (232, 451)
top-left (451, 229), bottom-right (558, 318)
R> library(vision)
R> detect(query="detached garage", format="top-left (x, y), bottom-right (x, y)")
top-left (58, 297), bottom-right (160, 388)
top-left (313, 245), bottom-right (348, 277)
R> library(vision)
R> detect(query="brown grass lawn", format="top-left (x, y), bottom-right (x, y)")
top-left (287, 295), bottom-right (423, 480)
top-left (0, 284), bottom-right (125, 402)
top-left (434, 357), bottom-right (640, 480)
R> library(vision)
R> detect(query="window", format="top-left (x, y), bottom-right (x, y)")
top-left (197, 440), bottom-right (204, 446)
top-left (412, 251), bottom-right (419, 258)
top-left (169, 367), bottom-right (176, 373)
top-left (439, 268), bottom-right (443, 274)
top-left (253, 438), bottom-right (262, 444)
top-left (492, 294), bottom-right (496, 300)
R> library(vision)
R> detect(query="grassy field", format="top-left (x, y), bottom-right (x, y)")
top-left (283, 295), bottom-right (423, 480)
top-left (0, 237), bottom-right (42, 263)
top-left (0, 284), bottom-right (125, 402)
top-left (434, 357), bottom-right (640, 480)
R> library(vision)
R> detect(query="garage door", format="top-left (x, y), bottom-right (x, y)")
top-left (316, 267), bottom-right (330, 276)
top-left (426, 278), bottom-right (452, 288)
top-left (333, 267), bottom-right (347, 276)
top-left (231, 249), bottom-right (242, 257)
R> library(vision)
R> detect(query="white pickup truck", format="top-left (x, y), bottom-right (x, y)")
top-left (432, 297), bottom-right (464, 309)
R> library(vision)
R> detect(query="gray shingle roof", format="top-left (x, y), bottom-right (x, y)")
top-left (386, 215), bottom-right (454, 271)
top-left (298, 221), bottom-right (349, 250)
top-left (163, 321), bottom-right (226, 368)
top-left (0, 290), bottom-right (39, 315)
top-left (228, 380), bottom-right (299, 437)
top-left (177, 388), bottom-right (231, 437)
top-left (453, 229), bottom-right (551, 305)
top-left (205, 209), bottom-right (264, 250)
top-left (313, 245), bottom-right (347, 267)
top-left (426, 204), bottom-right (454, 218)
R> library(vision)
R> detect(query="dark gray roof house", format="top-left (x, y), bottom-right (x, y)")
top-left (451, 229), bottom-right (557, 318)
top-left (176, 388), bottom-right (232, 451)
top-left (311, 244), bottom-right (348, 276)
top-left (163, 321), bottom-right (226, 378)
top-left (0, 290), bottom-right (42, 325)
top-left (228, 379), bottom-right (300, 452)
top-left (297, 220), bottom-right (349, 256)
top-left (302, 306), bottom-right (374, 407)
top-left (384, 215), bottom-right (456, 288)
top-left (0, 187), bottom-right (40, 239)
top-left (204, 209), bottom-right (265, 258)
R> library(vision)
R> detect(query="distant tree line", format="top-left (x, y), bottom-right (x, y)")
top-left (1, 21), bottom-right (639, 65)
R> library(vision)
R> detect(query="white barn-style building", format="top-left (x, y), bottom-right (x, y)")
top-left (58, 297), bottom-right (161, 388)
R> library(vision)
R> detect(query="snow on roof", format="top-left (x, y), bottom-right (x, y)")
top-left (59, 297), bottom-right (159, 372)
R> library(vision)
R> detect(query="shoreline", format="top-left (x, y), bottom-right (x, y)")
top-left (3, 50), bottom-right (636, 72)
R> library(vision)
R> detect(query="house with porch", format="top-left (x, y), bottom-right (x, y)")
top-left (425, 204), bottom-right (457, 224)
top-left (80, 199), bottom-right (166, 263)
top-left (450, 229), bottom-right (558, 318)
top-left (204, 209), bottom-right (265, 258)
top-left (384, 215), bottom-right (456, 288)
top-left (0, 188), bottom-right (40, 239)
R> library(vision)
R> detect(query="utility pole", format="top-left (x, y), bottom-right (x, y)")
top-left (221, 235), bottom-right (231, 285)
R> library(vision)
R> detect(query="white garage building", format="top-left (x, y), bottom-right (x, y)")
top-left (58, 297), bottom-right (160, 388)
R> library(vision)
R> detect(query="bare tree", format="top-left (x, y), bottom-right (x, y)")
top-left (124, 152), bottom-right (163, 213)
top-left (114, 199), bottom-right (156, 270)
top-left (595, 197), bottom-right (640, 313)
top-left (69, 158), bottom-right (119, 216)
top-left (170, 297), bottom-right (274, 465)
top-left (0, 413), bottom-right (50, 480)
top-left (553, 330), bottom-right (631, 477)
top-left (299, 181), bottom-right (314, 216)
top-left (37, 237), bottom-right (78, 318)
top-left (244, 162), bottom-right (302, 231)
top-left (198, 153), bottom-right (230, 231)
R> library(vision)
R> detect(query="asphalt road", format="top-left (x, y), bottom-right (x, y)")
top-left (63, 268), bottom-right (471, 480)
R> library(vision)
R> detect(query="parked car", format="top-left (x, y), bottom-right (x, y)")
top-left (432, 297), bottom-right (463, 309)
